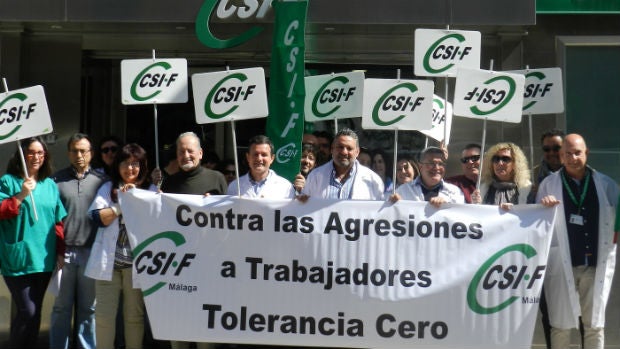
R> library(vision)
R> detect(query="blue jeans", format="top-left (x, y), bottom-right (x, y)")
top-left (50, 246), bottom-right (96, 349)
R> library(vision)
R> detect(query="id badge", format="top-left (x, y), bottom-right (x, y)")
top-left (569, 214), bottom-right (584, 226)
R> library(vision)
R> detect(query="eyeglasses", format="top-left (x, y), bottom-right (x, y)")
top-left (26, 151), bottom-right (45, 158)
top-left (492, 155), bottom-right (513, 164)
top-left (120, 161), bottom-right (140, 169)
top-left (70, 149), bottom-right (91, 156)
top-left (101, 146), bottom-right (118, 154)
top-left (460, 155), bottom-right (481, 164)
top-left (542, 145), bottom-right (561, 153)
top-left (420, 161), bottom-right (446, 168)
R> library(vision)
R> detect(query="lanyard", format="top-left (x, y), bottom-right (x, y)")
top-left (560, 169), bottom-right (590, 214)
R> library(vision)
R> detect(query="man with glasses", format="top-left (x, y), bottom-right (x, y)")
top-left (391, 146), bottom-right (464, 207)
top-left (446, 143), bottom-right (481, 203)
top-left (50, 133), bottom-right (107, 349)
top-left (527, 129), bottom-right (565, 204)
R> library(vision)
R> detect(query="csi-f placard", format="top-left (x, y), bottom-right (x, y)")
top-left (362, 79), bottom-right (434, 130)
top-left (420, 95), bottom-right (453, 143)
top-left (454, 68), bottom-right (525, 123)
top-left (508, 67), bottom-right (564, 115)
top-left (0, 85), bottom-right (52, 143)
top-left (304, 71), bottom-right (364, 122)
top-left (192, 67), bottom-right (268, 123)
top-left (414, 29), bottom-right (481, 77)
top-left (121, 58), bottom-right (188, 105)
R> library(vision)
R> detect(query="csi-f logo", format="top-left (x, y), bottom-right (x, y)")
top-left (311, 76), bottom-right (356, 118)
top-left (372, 83), bottom-right (425, 126)
top-left (276, 142), bottom-right (297, 164)
top-left (523, 72), bottom-right (553, 111)
top-left (463, 75), bottom-right (517, 116)
top-left (204, 73), bottom-right (256, 119)
top-left (0, 93), bottom-right (37, 140)
top-left (134, 231), bottom-right (196, 296)
top-left (130, 62), bottom-right (179, 102)
top-left (195, 0), bottom-right (272, 48)
top-left (467, 244), bottom-right (546, 315)
top-left (423, 34), bottom-right (473, 74)
top-left (431, 98), bottom-right (446, 127)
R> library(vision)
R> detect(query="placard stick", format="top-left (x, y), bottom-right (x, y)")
top-left (524, 65), bottom-right (535, 177)
top-left (443, 24), bottom-right (450, 145)
top-left (392, 69), bottom-right (401, 195)
top-left (476, 59), bottom-right (494, 190)
top-left (2, 78), bottom-right (38, 220)
top-left (151, 50), bottom-right (161, 188)
top-left (230, 118), bottom-right (241, 197)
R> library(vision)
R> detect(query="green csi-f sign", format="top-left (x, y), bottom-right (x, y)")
top-left (454, 68), bottom-right (525, 123)
top-left (121, 58), bottom-right (188, 105)
top-left (508, 67), bottom-right (564, 115)
top-left (0, 85), bottom-right (52, 143)
top-left (192, 67), bottom-right (268, 124)
top-left (362, 79), bottom-right (434, 131)
top-left (304, 71), bottom-right (364, 122)
top-left (414, 29), bottom-right (482, 77)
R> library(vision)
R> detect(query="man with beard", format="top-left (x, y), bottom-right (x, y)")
top-left (445, 143), bottom-right (481, 204)
top-left (302, 128), bottom-right (383, 200)
top-left (528, 129), bottom-right (564, 204)
top-left (161, 132), bottom-right (227, 195)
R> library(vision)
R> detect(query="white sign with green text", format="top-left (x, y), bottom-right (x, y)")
top-left (304, 71), bottom-right (364, 122)
top-left (121, 58), bottom-right (188, 105)
top-left (414, 29), bottom-right (481, 77)
top-left (0, 85), bottom-right (52, 143)
top-left (192, 67), bottom-right (268, 123)
top-left (453, 68), bottom-right (526, 123)
top-left (508, 67), bottom-right (564, 115)
top-left (362, 79), bottom-right (434, 130)
top-left (420, 95), bottom-right (453, 143)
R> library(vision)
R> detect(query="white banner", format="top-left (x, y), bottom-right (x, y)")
top-left (120, 190), bottom-right (555, 349)
top-left (0, 85), bottom-right (52, 144)
top-left (193, 67), bottom-right (268, 123)
top-left (304, 71), bottom-right (364, 122)
top-left (121, 58), bottom-right (188, 105)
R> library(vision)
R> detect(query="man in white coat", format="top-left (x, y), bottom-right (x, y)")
top-left (227, 134), bottom-right (296, 198)
top-left (538, 133), bottom-right (618, 349)
top-left (302, 128), bottom-right (384, 200)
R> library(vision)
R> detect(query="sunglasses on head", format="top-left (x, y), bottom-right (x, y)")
top-left (492, 155), bottom-right (512, 164)
top-left (542, 145), bottom-right (561, 153)
top-left (460, 155), bottom-right (480, 164)
top-left (101, 146), bottom-right (118, 154)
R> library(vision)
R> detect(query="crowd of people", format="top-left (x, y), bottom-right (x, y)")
top-left (0, 127), bottom-right (617, 349)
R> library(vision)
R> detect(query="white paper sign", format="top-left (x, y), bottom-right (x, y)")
top-left (454, 68), bottom-right (526, 123)
top-left (0, 85), bottom-right (52, 144)
top-left (121, 58), bottom-right (188, 105)
top-left (420, 95), bottom-right (453, 144)
top-left (508, 67), bottom-right (564, 115)
top-left (362, 79), bottom-right (434, 130)
top-left (192, 67), bottom-right (268, 123)
top-left (414, 29), bottom-right (481, 77)
top-left (304, 71), bottom-right (364, 122)
top-left (120, 190), bottom-right (555, 349)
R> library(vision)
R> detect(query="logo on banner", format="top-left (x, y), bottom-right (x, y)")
top-left (0, 92), bottom-right (37, 140)
top-left (372, 83), bottom-right (426, 126)
top-left (463, 76), bottom-right (517, 116)
top-left (311, 76), bottom-right (357, 118)
top-left (204, 73), bottom-right (257, 119)
top-left (195, 0), bottom-right (272, 48)
top-left (467, 244), bottom-right (546, 315)
top-left (423, 34), bottom-right (473, 74)
top-left (133, 231), bottom-right (196, 296)
top-left (523, 72), bottom-right (553, 111)
top-left (129, 62), bottom-right (179, 102)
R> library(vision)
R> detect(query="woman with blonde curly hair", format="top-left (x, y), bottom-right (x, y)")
top-left (472, 142), bottom-right (531, 209)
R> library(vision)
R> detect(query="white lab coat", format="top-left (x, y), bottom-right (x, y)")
top-left (396, 177), bottom-right (465, 203)
top-left (536, 168), bottom-right (618, 329)
top-left (304, 160), bottom-right (384, 200)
